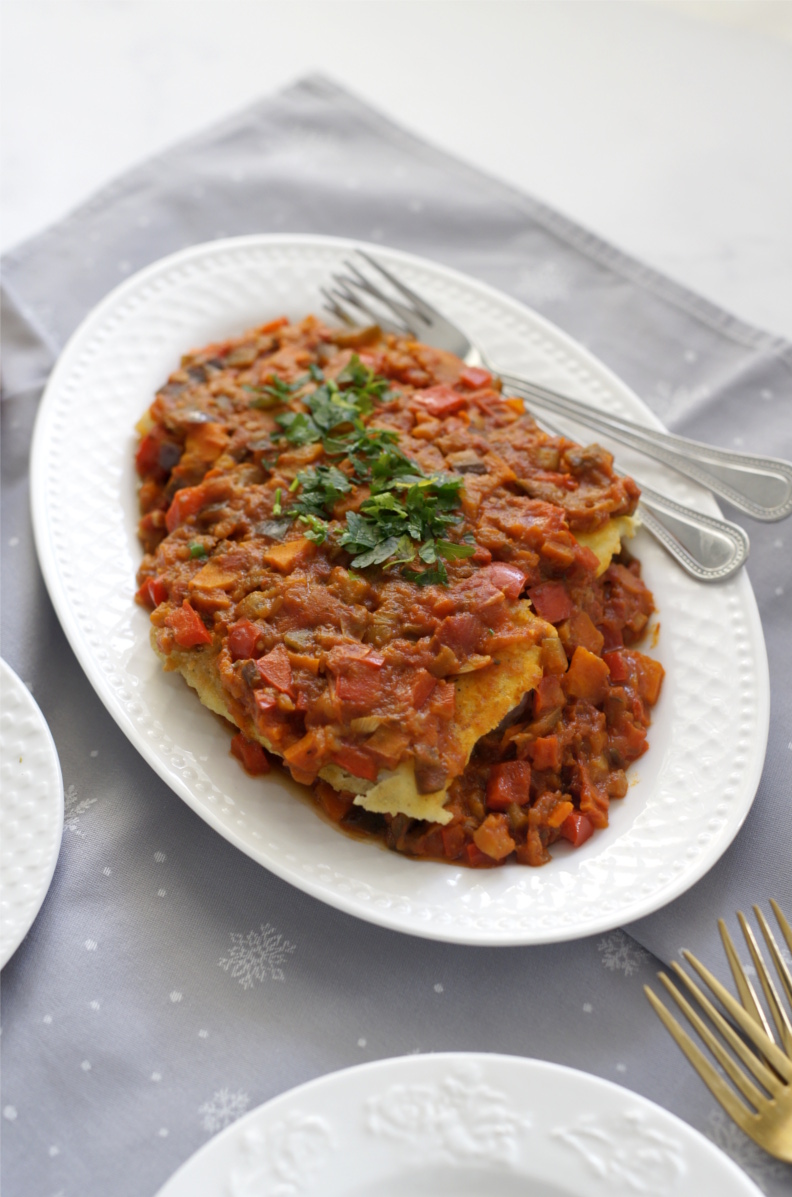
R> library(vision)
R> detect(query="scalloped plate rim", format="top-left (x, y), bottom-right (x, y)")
top-left (154, 1051), bottom-right (763, 1196)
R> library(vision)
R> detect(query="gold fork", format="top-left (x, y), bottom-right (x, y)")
top-left (645, 900), bottom-right (792, 1162)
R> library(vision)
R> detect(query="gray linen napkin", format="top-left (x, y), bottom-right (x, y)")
top-left (2, 76), bottom-right (790, 1197)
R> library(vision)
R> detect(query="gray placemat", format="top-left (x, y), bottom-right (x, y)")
top-left (2, 75), bottom-right (790, 1197)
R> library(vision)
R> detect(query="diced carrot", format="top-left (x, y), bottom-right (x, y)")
top-left (529, 735), bottom-right (561, 772)
top-left (230, 733), bottom-right (271, 775)
top-left (165, 601), bottom-right (212, 648)
top-left (330, 744), bottom-right (380, 783)
top-left (471, 545), bottom-right (492, 565)
top-left (190, 559), bottom-right (237, 590)
top-left (473, 813), bottom-right (516, 861)
top-left (412, 385), bottom-right (468, 418)
top-left (560, 811), bottom-right (595, 847)
top-left (486, 761), bottom-right (532, 811)
top-left (540, 540), bottom-right (577, 569)
top-left (228, 619), bottom-right (262, 661)
top-left (634, 652), bottom-right (665, 705)
top-left (458, 366), bottom-right (493, 389)
top-left (528, 581), bottom-right (573, 623)
top-left (258, 316), bottom-right (289, 335)
top-left (256, 644), bottom-right (294, 696)
top-left (546, 799), bottom-right (574, 829)
top-left (564, 646), bottom-right (610, 704)
top-left (283, 729), bottom-right (328, 775)
top-left (261, 538), bottom-right (315, 573)
top-left (165, 484), bottom-right (208, 533)
top-left (184, 421), bottom-right (230, 462)
top-left (566, 610), bottom-right (604, 655)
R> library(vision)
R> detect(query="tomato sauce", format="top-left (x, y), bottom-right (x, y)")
top-left (135, 316), bottom-right (663, 867)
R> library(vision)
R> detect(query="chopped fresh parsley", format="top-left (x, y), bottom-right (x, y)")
top-left (290, 464), bottom-right (352, 519)
top-left (273, 355), bottom-right (393, 448)
top-left (266, 354), bottom-right (476, 584)
top-left (338, 473), bottom-right (474, 585)
top-left (272, 488), bottom-right (283, 516)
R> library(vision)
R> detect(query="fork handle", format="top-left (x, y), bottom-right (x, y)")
top-left (636, 484), bottom-right (749, 581)
top-left (500, 373), bottom-right (792, 522)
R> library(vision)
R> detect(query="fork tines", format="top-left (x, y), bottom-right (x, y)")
top-left (645, 903), bottom-right (792, 1161)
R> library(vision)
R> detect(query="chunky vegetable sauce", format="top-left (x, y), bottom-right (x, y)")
top-left (135, 316), bottom-right (663, 867)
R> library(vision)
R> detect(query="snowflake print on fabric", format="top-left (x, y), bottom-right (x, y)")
top-left (64, 784), bottom-right (98, 835)
top-left (597, 930), bottom-right (650, 977)
top-left (199, 1088), bottom-right (250, 1134)
top-left (219, 923), bottom-right (296, 989)
top-left (706, 1109), bottom-right (792, 1193)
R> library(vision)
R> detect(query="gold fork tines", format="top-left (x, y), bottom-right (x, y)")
top-left (644, 902), bottom-right (792, 1163)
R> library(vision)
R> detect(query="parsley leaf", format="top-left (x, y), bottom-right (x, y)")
top-left (291, 465), bottom-right (352, 518)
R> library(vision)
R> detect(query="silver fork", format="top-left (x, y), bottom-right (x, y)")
top-left (325, 252), bottom-right (792, 525)
top-left (322, 256), bottom-right (751, 581)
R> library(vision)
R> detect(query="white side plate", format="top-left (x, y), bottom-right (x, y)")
top-left (155, 1052), bottom-right (762, 1196)
top-left (30, 234), bottom-right (769, 945)
top-left (0, 659), bottom-right (64, 967)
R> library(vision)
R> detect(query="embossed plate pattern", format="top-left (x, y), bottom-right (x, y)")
top-left (155, 1053), bottom-right (762, 1196)
top-left (30, 235), bottom-right (769, 945)
top-left (0, 658), bottom-right (64, 967)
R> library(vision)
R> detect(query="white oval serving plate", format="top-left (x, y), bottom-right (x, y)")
top-left (155, 1052), bottom-right (762, 1196)
top-left (30, 235), bottom-right (769, 945)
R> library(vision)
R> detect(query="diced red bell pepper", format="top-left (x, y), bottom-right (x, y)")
top-left (458, 366), bottom-right (493, 390)
top-left (165, 601), bottom-right (213, 648)
top-left (409, 669), bottom-right (437, 710)
top-left (481, 562), bottom-right (527, 599)
top-left (230, 733), bottom-right (271, 775)
top-left (533, 674), bottom-right (565, 716)
top-left (603, 650), bottom-right (630, 682)
top-left (560, 810), bottom-right (595, 847)
top-left (165, 484), bottom-right (208, 533)
top-left (333, 656), bottom-right (385, 709)
top-left (486, 761), bottom-right (532, 811)
top-left (436, 613), bottom-right (481, 657)
top-left (135, 576), bottom-right (168, 609)
top-left (529, 735), bottom-right (561, 772)
top-left (329, 744), bottom-right (380, 783)
top-left (228, 619), bottom-right (262, 662)
top-left (441, 823), bottom-right (466, 860)
top-left (528, 581), bottom-right (573, 624)
top-left (413, 385), bottom-right (468, 418)
top-left (256, 644), bottom-right (294, 696)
